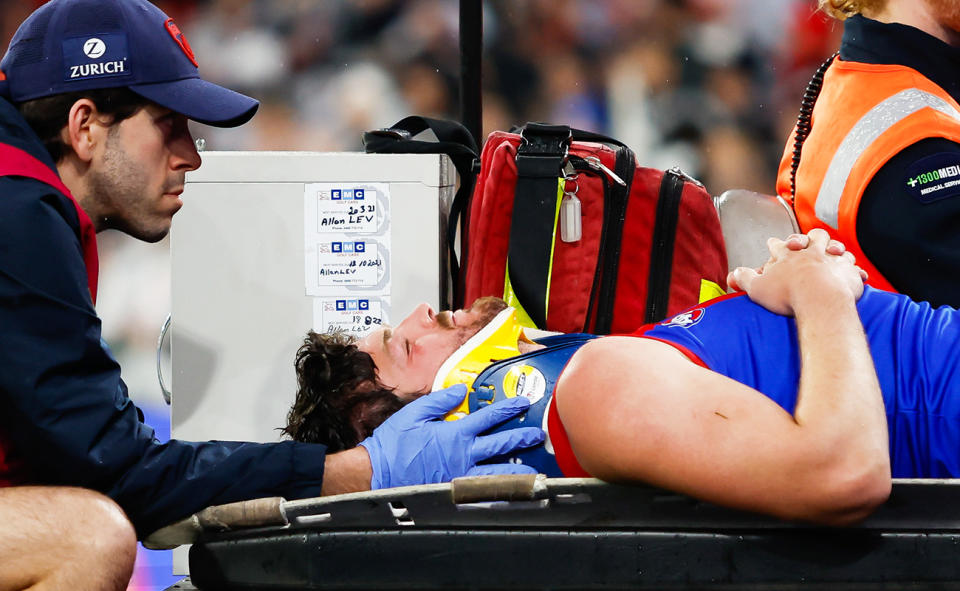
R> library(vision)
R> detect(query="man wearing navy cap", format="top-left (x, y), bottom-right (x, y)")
top-left (0, 1), bottom-right (541, 588)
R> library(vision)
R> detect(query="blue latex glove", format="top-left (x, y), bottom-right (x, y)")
top-left (359, 384), bottom-right (545, 489)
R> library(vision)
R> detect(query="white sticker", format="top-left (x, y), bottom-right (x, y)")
top-left (316, 187), bottom-right (381, 233)
top-left (316, 239), bottom-right (382, 286)
top-left (313, 297), bottom-right (388, 336)
top-left (502, 365), bottom-right (547, 405)
top-left (304, 183), bottom-right (391, 298)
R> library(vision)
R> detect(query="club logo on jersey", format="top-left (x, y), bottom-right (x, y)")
top-left (662, 308), bottom-right (704, 328)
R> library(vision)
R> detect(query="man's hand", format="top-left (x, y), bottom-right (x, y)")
top-left (359, 384), bottom-right (545, 489)
top-left (726, 229), bottom-right (868, 316)
top-left (781, 233), bottom-right (870, 279)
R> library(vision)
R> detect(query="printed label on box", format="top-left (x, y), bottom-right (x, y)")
top-left (316, 187), bottom-right (381, 233)
top-left (316, 240), bottom-right (382, 286)
top-left (304, 183), bottom-right (390, 297)
top-left (313, 297), bottom-right (388, 336)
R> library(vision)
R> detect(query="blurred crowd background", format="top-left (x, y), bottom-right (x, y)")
top-left (1, 0), bottom-right (840, 587)
top-left (0, 0), bottom-right (844, 401)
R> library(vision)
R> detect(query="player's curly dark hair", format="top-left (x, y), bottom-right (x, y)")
top-left (283, 330), bottom-right (404, 452)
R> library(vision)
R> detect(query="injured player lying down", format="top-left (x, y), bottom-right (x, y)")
top-left (285, 230), bottom-right (960, 525)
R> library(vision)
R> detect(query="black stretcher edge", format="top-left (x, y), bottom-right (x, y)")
top-left (181, 479), bottom-right (960, 590)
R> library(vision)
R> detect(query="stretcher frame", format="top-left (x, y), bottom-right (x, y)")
top-left (157, 476), bottom-right (960, 590)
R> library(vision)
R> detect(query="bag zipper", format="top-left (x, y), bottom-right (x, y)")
top-left (645, 167), bottom-right (686, 323)
top-left (592, 146), bottom-right (634, 333)
top-left (567, 156), bottom-right (617, 333)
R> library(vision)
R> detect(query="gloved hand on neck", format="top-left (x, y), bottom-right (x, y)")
top-left (360, 384), bottom-right (545, 489)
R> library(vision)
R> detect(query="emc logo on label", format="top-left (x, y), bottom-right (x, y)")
top-left (83, 38), bottom-right (106, 59)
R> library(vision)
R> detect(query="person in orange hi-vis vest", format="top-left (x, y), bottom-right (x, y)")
top-left (777, 0), bottom-right (960, 307)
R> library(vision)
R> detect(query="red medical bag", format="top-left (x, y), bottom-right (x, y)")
top-left (462, 124), bottom-right (728, 334)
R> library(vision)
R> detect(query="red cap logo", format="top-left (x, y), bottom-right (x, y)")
top-left (164, 18), bottom-right (198, 68)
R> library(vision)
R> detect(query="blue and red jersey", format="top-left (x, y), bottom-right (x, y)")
top-left (478, 287), bottom-right (960, 478)
top-left (642, 287), bottom-right (960, 478)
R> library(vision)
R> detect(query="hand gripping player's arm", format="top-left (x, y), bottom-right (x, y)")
top-left (321, 384), bottom-right (545, 493)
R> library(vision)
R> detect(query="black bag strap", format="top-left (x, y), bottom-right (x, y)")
top-left (508, 123), bottom-right (572, 329)
top-left (363, 116), bottom-right (479, 308)
top-left (507, 123), bottom-right (624, 329)
top-left (645, 169), bottom-right (685, 323)
top-left (568, 128), bottom-right (626, 149)
top-left (508, 123), bottom-right (625, 149)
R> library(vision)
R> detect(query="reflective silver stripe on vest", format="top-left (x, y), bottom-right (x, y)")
top-left (815, 88), bottom-right (960, 229)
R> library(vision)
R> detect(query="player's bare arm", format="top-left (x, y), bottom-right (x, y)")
top-left (555, 230), bottom-right (889, 525)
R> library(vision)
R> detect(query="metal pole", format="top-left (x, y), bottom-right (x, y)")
top-left (459, 0), bottom-right (483, 148)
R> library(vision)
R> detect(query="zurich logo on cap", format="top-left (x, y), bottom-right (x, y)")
top-left (83, 38), bottom-right (106, 59)
top-left (1, 0), bottom-right (258, 128)
top-left (63, 32), bottom-right (129, 82)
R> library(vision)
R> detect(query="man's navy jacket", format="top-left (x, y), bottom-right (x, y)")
top-left (0, 97), bottom-right (326, 537)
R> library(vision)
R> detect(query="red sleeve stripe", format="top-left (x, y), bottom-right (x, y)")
top-left (546, 392), bottom-right (591, 477)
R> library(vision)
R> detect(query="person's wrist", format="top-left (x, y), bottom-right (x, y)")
top-left (789, 275), bottom-right (857, 315)
top-left (358, 437), bottom-right (384, 489)
top-left (321, 446), bottom-right (374, 495)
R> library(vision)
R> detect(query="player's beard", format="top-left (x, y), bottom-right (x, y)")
top-left (443, 296), bottom-right (508, 340)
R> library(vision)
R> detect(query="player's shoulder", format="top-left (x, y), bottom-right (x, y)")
top-left (655, 292), bottom-right (753, 330)
top-left (567, 335), bottom-right (694, 380)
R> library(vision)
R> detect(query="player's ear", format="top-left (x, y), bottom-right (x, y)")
top-left (64, 98), bottom-right (108, 163)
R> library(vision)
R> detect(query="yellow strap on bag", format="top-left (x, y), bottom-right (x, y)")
top-left (503, 178), bottom-right (565, 329)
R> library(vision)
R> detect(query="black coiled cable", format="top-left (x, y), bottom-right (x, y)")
top-left (790, 52), bottom-right (839, 200)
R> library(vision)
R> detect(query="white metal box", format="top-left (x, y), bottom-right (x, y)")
top-left (170, 151), bottom-right (453, 443)
top-left (168, 151), bottom-right (453, 574)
